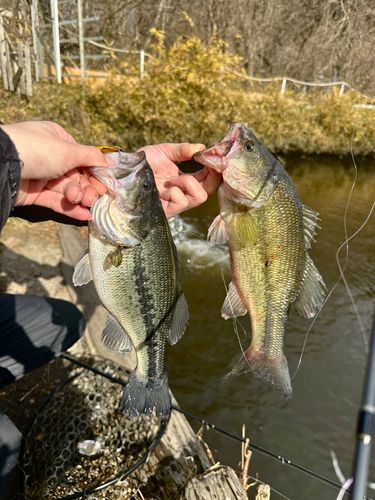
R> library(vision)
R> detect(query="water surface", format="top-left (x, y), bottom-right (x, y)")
top-left (167, 155), bottom-right (375, 500)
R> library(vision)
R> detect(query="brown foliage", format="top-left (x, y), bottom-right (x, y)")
top-left (2, 35), bottom-right (375, 156)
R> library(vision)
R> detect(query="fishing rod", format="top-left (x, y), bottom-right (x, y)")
top-left (349, 307), bottom-right (375, 500)
top-left (62, 353), bottom-right (355, 495)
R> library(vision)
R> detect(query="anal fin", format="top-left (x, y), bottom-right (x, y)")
top-left (293, 254), bottom-right (326, 319)
top-left (302, 204), bottom-right (320, 250)
top-left (168, 291), bottom-right (189, 345)
top-left (221, 281), bottom-right (248, 319)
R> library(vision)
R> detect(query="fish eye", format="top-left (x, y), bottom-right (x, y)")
top-left (244, 140), bottom-right (255, 152)
top-left (142, 180), bottom-right (152, 192)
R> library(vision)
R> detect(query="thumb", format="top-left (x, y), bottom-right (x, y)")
top-left (70, 144), bottom-right (109, 169)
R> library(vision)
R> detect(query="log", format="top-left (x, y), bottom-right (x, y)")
top-left (183, 467), bottom-right (249, 500)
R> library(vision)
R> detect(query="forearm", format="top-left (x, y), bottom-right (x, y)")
top-left (0, 127), bottom-right (21, 233)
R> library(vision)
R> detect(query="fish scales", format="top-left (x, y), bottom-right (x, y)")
top-left (195, 123), bottom-right (326, 397)
top-left (89, 219), bottom-right (177, 382)
top-left (225, 168), bottom-right (305, 357)
top-left (73, 150), bottom-right (188, 417)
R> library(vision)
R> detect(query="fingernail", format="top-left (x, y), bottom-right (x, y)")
top-left (73, 192), bottom-right (83, 204)
top-left (170, 175), bottom-right (180, 181)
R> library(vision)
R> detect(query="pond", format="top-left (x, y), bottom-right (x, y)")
top-left (167, 154), bottom-right (375, 500)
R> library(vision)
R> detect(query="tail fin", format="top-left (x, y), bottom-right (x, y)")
top-left (120, 370), bottom-right (171, 417)
top-left (228, 347), bottom-right (292, 398)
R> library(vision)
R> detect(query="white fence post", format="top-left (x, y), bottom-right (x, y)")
top-left (51, 0), bottom-right (61, 83)
top-left (25, 42), bottom-right (32, 96)
top-left (31, 0), bottom-right (39, 81)
top-left (281, 78), bottom-right (287, 95)
top-left (5, 40), bottom-right (13, 91)
top-left (77, 0), bottom-right (85, 85)
top-left (18, 40), bottom-right (26, 95)
top-left (0, 17), bottom-right (8, 90)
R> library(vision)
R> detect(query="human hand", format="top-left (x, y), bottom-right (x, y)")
top-left (1, 121), bottom-right (108, 220)
top-left (138, 143), bottom-right (222, 218)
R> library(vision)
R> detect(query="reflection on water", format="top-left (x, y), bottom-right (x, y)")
top-left (167, 154), bottom-right (375, 500)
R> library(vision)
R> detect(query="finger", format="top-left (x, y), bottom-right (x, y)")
top-left (45, 174), bottom-right (101, 205)
top-left (141, 143), bottom-right (206, 164)
top-left (169, 174), bottom-right (208, 207)
top-left (65, 143), bottom-right (109, 171)
top-left (158, 143), bottom-right (206, 163)
top-left (160, 186), bottom-right (190, 219)
top-left (32, 190), bottom-right (93, 220)
top-left (80, 185), bottom-right (99, 207)
top-left (64, 182), bottom-right (99, 207)
top-left (82, 168), bottom-right (108, 195)
top-left (193, 167), bottom-right (222, 195)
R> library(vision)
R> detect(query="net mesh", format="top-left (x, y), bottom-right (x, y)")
top-left (22, 359), bottom-right (160, 499)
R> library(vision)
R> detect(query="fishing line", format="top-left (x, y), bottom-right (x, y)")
top-left (336, 106), bottom-right (375, 351)
top-left (62, 353), bottom-right (369, 498)
top-left (291, 106), bottom-right (375, 379)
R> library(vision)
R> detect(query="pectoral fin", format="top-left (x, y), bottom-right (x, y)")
top-left (221, 281), bottom-right (248, 319)
top-left (101, 314), bottom-right (133, 353)
top-left (207, 215), bottom-right (228, 245)
top-left (73, 250), bottom-right (92, 286)
top-left (293, 254), bottom-right (327, 318)
top-left (302, 204), bottom-right (320, 250)
top-left (168, 291), bottom-right (189, 345)
top-left (233, 211), bottom-right (258, 247)
top-left (103, 247), bottom-right (123, 271)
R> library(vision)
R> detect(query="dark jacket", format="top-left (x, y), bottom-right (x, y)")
top-left (0, 128), bottom-right (21, 233)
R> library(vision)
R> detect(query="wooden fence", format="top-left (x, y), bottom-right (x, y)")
top-left (0, 17), bottom-right (32, 97)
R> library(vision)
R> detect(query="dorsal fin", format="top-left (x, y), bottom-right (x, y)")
top-left (302, 204), bottom-right (321, 250)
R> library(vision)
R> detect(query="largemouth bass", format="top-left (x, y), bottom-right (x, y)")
top-left (195, 123), bottom-right (326, 397)
top-left (73, 150), bottom-right (189, 417)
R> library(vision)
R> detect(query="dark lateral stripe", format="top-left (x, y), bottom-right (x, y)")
top-left (131, 244), bottom-right (178, 381)
top-left (141, 294), bottom-right (180, 380)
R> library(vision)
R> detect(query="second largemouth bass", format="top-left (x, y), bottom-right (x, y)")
top-left (73, 150), bottom-right (189, 417)
top-left (195, 123), bottom-right (326, 397)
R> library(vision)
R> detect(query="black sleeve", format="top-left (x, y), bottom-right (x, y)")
top-left (0, 127), bottom-right (21, 233)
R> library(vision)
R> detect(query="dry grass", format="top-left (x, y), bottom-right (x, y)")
top-left (2, 35), bottom-right (375, 156)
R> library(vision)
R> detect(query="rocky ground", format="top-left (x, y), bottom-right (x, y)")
top-left (0, 218), bottom-right (91, 497)
top-left (0, 218), bottom-right (87, 429)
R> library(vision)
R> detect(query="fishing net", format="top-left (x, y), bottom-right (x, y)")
top-left (21, 358), bottom-right (163, 500)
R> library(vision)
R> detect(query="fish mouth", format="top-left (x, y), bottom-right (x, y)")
top-left (90, 151), bottom-right (147, 193)
top-left (194, 122), bottom-right (242, 172)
